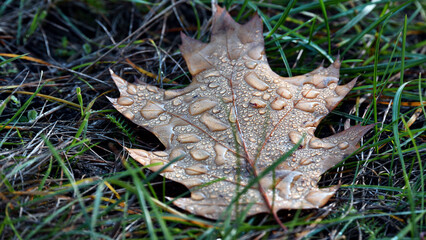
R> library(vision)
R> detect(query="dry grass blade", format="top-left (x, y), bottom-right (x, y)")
top-left (0, 53), bottom-right (52, 66)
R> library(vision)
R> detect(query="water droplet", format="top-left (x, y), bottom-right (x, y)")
top-left (300, 158), bottom-right (313, 165)
top-left (147, 85), bottom-right (157, 93)
top-left (177, 133), bottom-right (201, 143)
top-left (169, 148), bottom-right (186, 161)
top-left (153, 151), bottom-right (168, 157)
top-left (294, 101), bottom-right (320, 113)
top-left (117, 96), bottom-right (134, 106)
top-left (338, 142), bottom-right (349, 150)
top-left (244, 72), bottom-right (269, 91)
top-left (270, 98), bottom-right (286, 110)
top-left (189, 98), bottom-right (218, 115)
top-left (288, 131), bottom-right (304, 145)
top-left (244, 61), bottom-right (257, 69)
top-left (181, 178), bottom-right (204, 188)
top-left (122, 110), bottom-right (134, 120)
top-left (190, 149), bottom-right (210, 161)
top-left (223, 96), bottom-right (232, 103)
top-left (172, 98), bottom-right (182, 106)
top-left (276, 87), bottom-right (292, 99)
top-left (200, 113), bottom-right (228, 131)
top-left (214, 143), bottom-right (228, 166)
top-left (204, 70), bottom-right (220, 78)
top-left (126, 84), bottom-right (137, 95)
top-left (302, 90), bottom-right (320, 99)
top-left (309, 138), bottom-right (335, 149)
top-left (247, 45), bottom-right (264, 60)
top-left (249, 98), bottom-right (266, 108)
top-left (262, 93), bottom-right (271, 101)
top-left (185, 164), bottom-right (208, 175)
top-left (228, 107), bottom-right (237, 123)
top-left (208, 82), bottom-right (220, 88)
top-left (191, 192), bottom-right (205, 201)
top-left (140, 101), bottom-right (165, 120)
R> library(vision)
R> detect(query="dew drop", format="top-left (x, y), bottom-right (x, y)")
top-left (117, 97), bottom-right (134, 106)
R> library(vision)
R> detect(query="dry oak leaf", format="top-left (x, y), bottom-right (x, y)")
top-left (107, 7), bottom-right (374, 219)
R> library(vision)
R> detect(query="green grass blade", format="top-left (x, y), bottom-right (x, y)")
top-left (400, 15), bottom-right (407, 85)
top-left (252, 4), bottom-right (292, 76)
top-left (90, 182), bottom-right (104, 238)
top-left (265, 0), bottom-right (297, 39)
top-left (25, 199), bottom-right (80, 240)
top-left (392, 81), bottom-right (417, 237)
top-left (318, 0), bottom-right (331, 55)
top-left (342, 1), bottom-right (413, 57)
top-left (333, 3), bottom-right (376, 38)
top-left (127, 163), bottom-right (172, 240)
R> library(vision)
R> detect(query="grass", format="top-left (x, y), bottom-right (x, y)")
top-left (0, 0), bottom-right (425, 239)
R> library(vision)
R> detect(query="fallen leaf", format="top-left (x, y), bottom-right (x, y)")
top-left (108, 6), bottom-right (374, 219)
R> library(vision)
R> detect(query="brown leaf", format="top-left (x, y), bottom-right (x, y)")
top-left (107, 6), bottom-right (374, 219)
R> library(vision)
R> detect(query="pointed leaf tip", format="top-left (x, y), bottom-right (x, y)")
top-left (179, 33), bottom-right (206, 54)
top-left (212, 5), bottom-right (238, 35)
top-left (318, 123), bottom-right (375, 173)
top-left (179, 33), bottom-right (210, 75)
top-left (335, 77), bottom-right (358, 96)
top-left (305, 186), bottom-right (339, 207)
top-left (238, 14), bottom-right (264, 44)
